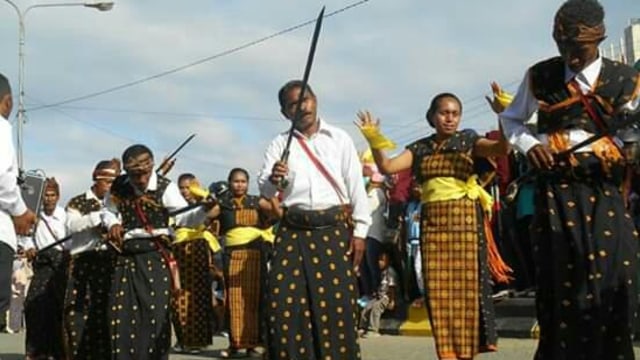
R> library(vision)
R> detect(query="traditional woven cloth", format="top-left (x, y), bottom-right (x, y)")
top-left (64, 250), bottom-right (115, 359)
top-left (219, 194), bottom-right (269, 350)
top-left (24, 248), bottom-right (69, 359)
top-left (528, 58), bottom-right (640, 360)
top-left (407, 130), bottom-right (498, 359)
top-left (225, 246), bottom-right (263, 349)
top-left (267, 206), bottom-right (361, 360)
top-left (171, 239), bottom-right (213, 348)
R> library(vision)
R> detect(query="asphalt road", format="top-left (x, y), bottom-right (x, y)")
top-left (2, 333), bottom-right (640, 359)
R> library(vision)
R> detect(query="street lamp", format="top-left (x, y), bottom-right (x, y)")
top-left (2, 0), bottom-right (114, 170)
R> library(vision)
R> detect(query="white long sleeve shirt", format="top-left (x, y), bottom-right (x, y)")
top-left (500, 55), bottom-right (640, 155)
top-left (366, 186), bottom-right (387, 243)
top-left (258, 119), bottom-right (371, 238)
top-left (23, 206), bottom-right (68, 251)
top-left (101, 172), bottom-right (206, 240)
top-left (66, 189), bottom-right (108, 255)
top-left (0, 116), bottom-right (28, 252)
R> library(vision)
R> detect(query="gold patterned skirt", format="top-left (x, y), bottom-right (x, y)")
top-left (421, 198), bottom-right (497, 359)
top-left (171, 239), bottom-right (213, 348)
top-left (224, 241), bottom-right (265, 349)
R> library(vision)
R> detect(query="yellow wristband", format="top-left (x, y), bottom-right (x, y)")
top-left (360, 125), bottom-right (396, 150)
top-left (495, 90), bottom-right (514, 109)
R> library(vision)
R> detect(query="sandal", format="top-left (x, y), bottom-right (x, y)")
top-left (220, 348), bottom-right (244, 358)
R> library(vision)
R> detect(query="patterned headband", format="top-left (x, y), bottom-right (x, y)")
top-left (124, 153), bottom-right (154, 174)
top-left (554, 14), bottom-right (605, 43)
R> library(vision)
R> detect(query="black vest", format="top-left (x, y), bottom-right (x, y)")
top-left (109, 175), bottom-right (171, 232)
top-left (218, 194), bottom-right (262, 233)
top-left (530, 56), bottom-right (639, 134)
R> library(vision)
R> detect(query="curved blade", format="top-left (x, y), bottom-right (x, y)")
top-left (280, 6), bottom-right (326, 163)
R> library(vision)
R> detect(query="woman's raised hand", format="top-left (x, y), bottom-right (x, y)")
top-left (485, 81), bottom-right (512, 114)
top-left (355, 110), bottom-right (380, 130)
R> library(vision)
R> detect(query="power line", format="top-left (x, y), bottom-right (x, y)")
top-left (41, 104), bottom-right (415, 128)
top-left (24, 95), bottom-right (232, 170)
top-left (27, 0), bottom-right (372, 112)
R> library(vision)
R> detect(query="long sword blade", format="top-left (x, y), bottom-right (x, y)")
top-left (280, 6), bottom-right (326, 163)
top-left (156, 133), bottom-right (196, 173)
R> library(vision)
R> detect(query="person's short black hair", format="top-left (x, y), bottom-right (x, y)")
top-left (556, 0), bottom-right (605, 29)
top-left (425, 92), bottom-right (462, 127)
top-left (278, 80), bottom-right (316, 108)
top-left (178, 173), bottom-right (196, 184)
top-left (0, 73), bottom-right (11, 99)
top-left (122, 144), bottom-right (153, 164)
top-left (227, 167), bottom-right (249, 183)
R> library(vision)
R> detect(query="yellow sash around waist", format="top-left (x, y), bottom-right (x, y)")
top-left (174, 226), bottom-right (221, 253)
top-left (225, 226), bottom-right (275, 247)
top-left (421, 175), bottom-right (494, 217)
top-left (422, 175), bottom-right (513, 283)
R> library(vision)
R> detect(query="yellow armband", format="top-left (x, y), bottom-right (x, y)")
top-left (495, 89), bottom-right (514, 109)
top-left (359, 125), bottom-right (396, 150)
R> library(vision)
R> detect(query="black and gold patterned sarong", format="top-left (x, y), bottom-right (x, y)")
top-left (267, 206), bottom-right (360, 360)
top-left (171, 239), bottom-right (213, 349)
top-left (24, 248), bottom-right (69, 359)
top-left (109, 238), bottom-right (172, 360)
top-left (533, 154), bottom-right (638, 360)
top-left (64, 250), bottom-right (115, 359)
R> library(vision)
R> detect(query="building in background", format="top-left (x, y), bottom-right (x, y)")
top-left (624, 19), bottom-right (640, 65)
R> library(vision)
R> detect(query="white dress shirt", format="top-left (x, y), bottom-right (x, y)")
top-left (0, 116), bottom-right (28, 252)
top-left (500, 55), bottom-right (640, 155)
top-left (66, 189), bottom-right (108, 255)
top-left (366, 186), bottom-right (387, 243)
top-left (101, 172), bottom-right (206, 240)
top-left (23, 206), bottom-right (68, 251)
top-left (258, 119), bottom-right (371, 238)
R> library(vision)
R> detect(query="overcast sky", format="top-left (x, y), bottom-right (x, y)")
top-left (0, 0), bottom-right (638, 202)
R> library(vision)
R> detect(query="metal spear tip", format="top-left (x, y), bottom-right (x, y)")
top-left (84, 1), bottom-right (114, 11)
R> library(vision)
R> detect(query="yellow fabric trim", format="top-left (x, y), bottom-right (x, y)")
top-left (225, 226), bottom-right (275, 247)
top-left (174, 226), bottom-right (221, 253)
top-left (495, 89), bottom-right (514, 109)
top-left (421, 175), bottom-right (494, 216)
top-left (188, 185), bottom-right (209, 199)
top-left (360, 148), bottom-right (374, 164)
top-left (359, 125), bottom-right (396, 150)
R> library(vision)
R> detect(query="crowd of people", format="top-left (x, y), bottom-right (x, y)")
top-left (0, 0), bottom-right (639, 359)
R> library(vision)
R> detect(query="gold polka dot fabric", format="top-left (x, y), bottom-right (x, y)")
top-left (170, 239), bottom-right (213, 348)
top-left (109, 239), bottom-right (172, 359)
top-left (24, 249), bottom-right (69, 359)
top-left (64, 250), bottom-right (116, 359)
top-left (532, 153), bottom-right (638, 359)
top-left (267, 207), bottom-right (360, 360)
